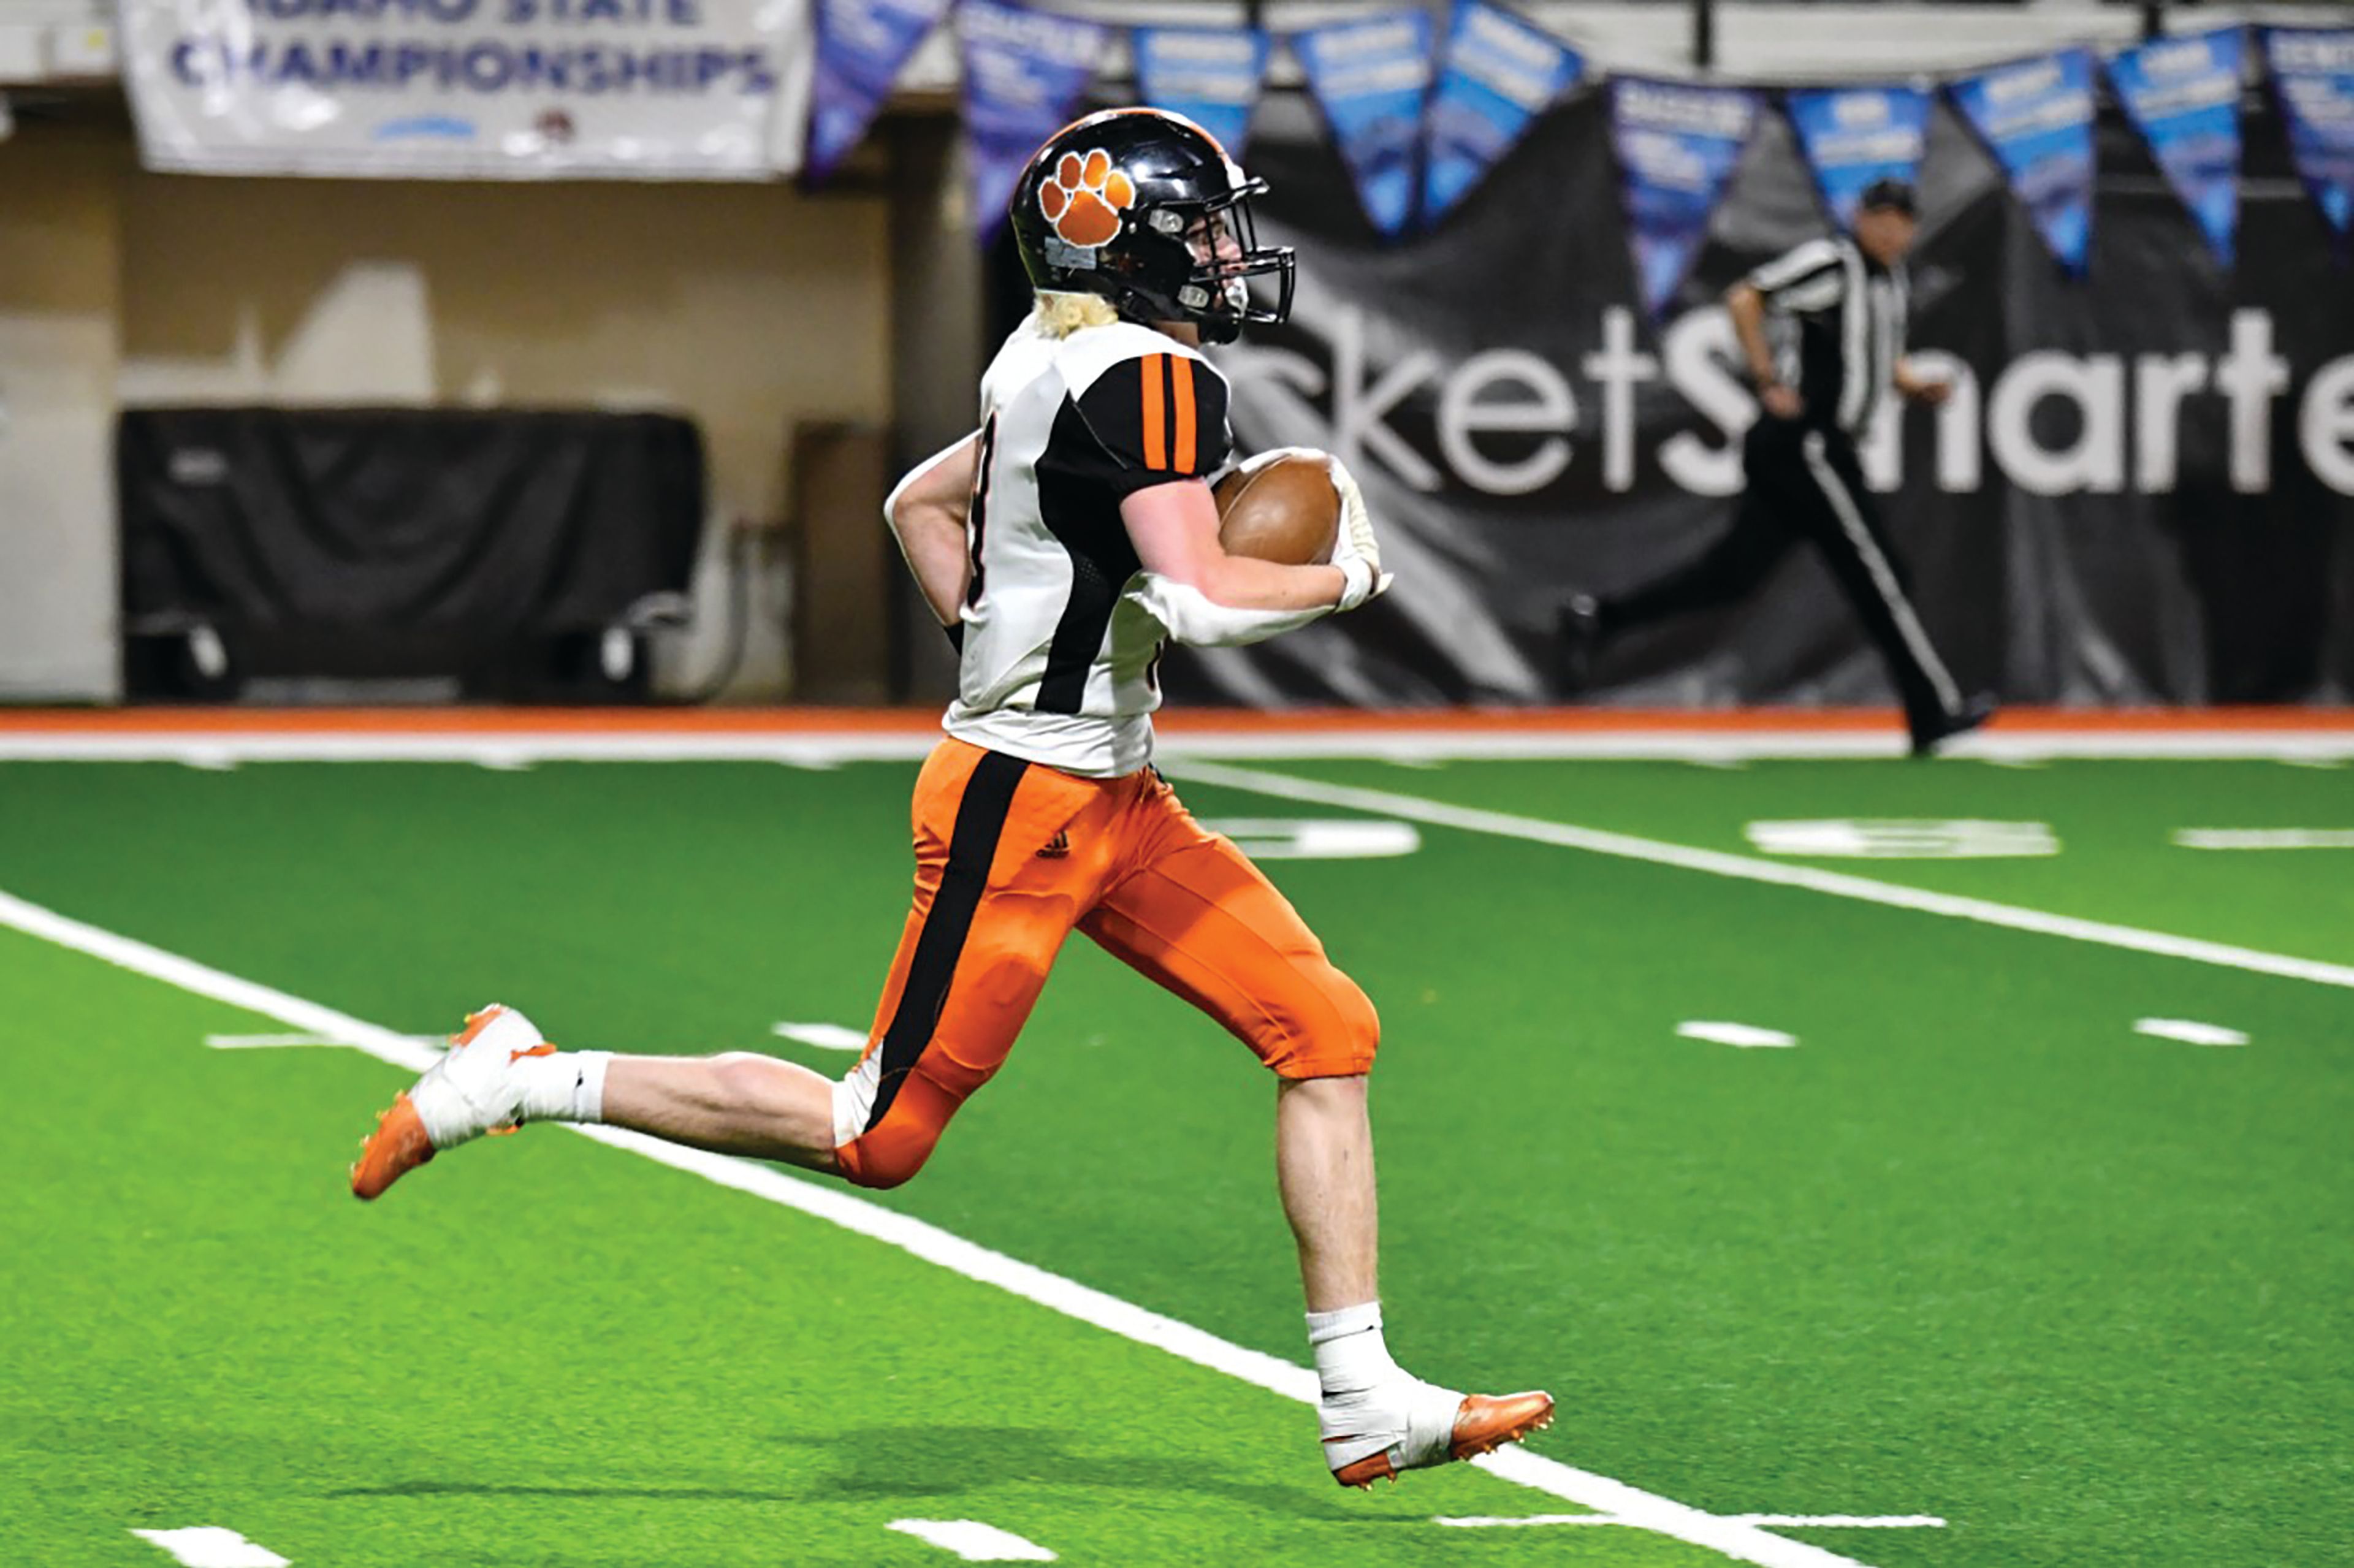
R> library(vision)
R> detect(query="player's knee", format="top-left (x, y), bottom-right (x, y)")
top-left (1272, 963), bottom-right (1380, 1079)
top-left (1330, 970), bottom-right (1381, 1073)
top-left (839, 1121), bottom-right (940, 1190)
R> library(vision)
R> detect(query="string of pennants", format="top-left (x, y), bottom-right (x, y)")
top-left (807, 0), bottom-right (2354, 313)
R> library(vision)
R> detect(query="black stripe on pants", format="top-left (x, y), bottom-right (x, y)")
top-left (864, 749), bottom-right (1030, 1133)
top-left (1780, 425), bottom-right (1964, 731)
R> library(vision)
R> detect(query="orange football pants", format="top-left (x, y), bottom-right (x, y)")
top-left (832, 737), bottom-right (1379, 1189)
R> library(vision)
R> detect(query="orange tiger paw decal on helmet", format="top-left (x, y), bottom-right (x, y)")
top-left (1038, 149), bottom-right (1135, 248)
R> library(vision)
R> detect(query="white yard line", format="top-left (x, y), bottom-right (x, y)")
top-left (1168, 762), bottom-right (2354, 994)
top-left (0, 887), bottom-right (1880, 1568)
top-left (1732, 1507), bottom-right (1949, 1516)
top-left (2, 726), bottom-right (2353, 765)
top-left (129, 1527), bottom-right (289, 1567)
top-left (205, 1032), bottom-right (341, 1049)
top-left (887, 1520), bottom-right (1057, 1561)
top-left (204, 1031), bottom-right (440, 1049)
top-left (1431, 1507), bottom-right (1949, 1516)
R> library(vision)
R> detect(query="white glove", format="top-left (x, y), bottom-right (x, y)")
top-left (1133, 574), bottom-right (1331, 647)
top-left (1324, 453), bottom-right (1392, 612)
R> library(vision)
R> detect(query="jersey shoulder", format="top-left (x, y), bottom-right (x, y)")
top-left (1049, 319), bottom-right (1218, 396)
top-left (1051, 322), bottom-right (1232, 484)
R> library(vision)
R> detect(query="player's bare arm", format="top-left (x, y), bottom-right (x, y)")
top-left (1122, 478), bottom-right (1349, 612)
top-left (886, 433), bottom-right (980, 629)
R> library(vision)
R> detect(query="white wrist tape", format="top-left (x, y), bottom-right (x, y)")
top-left (1137, 574), bottom-right (1332, 647)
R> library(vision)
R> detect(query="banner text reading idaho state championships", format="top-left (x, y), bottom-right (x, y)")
top-left (121, 0), bottom-right (801, 178)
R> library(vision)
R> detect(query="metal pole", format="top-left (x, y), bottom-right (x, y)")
top-left (2139, 0), bottom-right (2164, 42)
top-left (1694, 0), bottom-right (1717, 73)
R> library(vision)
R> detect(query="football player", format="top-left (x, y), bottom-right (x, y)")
top-left (352, 107), bottom-right (1551, 1489)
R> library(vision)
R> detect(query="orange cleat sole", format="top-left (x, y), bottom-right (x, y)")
top-left (350, 1092), bottom-right (434, 1201)
top-left (1332, 1390), bottom-right (1555, 1490)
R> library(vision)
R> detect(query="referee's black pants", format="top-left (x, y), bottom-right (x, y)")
top-left (1602, 416), bottom-right (1964, 741)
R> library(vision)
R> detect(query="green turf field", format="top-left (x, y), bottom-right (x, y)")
top-left (1, 752), bottom-right (2346, 1567)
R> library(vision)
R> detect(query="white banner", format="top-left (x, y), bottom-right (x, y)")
top-left (121, 0), bottom-right (809, 180)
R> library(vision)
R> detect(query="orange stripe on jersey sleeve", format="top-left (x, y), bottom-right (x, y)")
top-left (1171, 356), bottom-right (1197, 474)
top-left (1140, 353), bottom-right (1168, 470)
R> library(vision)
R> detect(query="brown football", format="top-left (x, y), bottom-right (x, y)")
top-left (1213, 451), bottom-right (1340, 566)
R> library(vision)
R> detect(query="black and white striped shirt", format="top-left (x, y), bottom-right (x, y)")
top-left (1747, 236), bottom-right (1908, 438)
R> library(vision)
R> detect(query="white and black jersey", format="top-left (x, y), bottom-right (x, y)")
top-left (944, 314), bottom-right (1233, 778)
top-left (1747, 235), bottom-right (1908, 438)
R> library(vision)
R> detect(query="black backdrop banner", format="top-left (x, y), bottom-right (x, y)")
top-left (1164, 90), bottom-right (2354, 709)
top-left (120, 408), bottom-right (703, 701)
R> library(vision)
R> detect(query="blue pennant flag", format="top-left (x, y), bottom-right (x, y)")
top-left (1132, 25), bottom-right (1271, 161)
top-left (2264, 27), bottom-right (2354, 242)
top-left (957, 0), bottom-right (1109, 246)
top-left (2108, 28), bottom-right (2244, 267)
top-left (1785, 85), bottom-right (1931, 229)
top-left (807, 0), bottom-right (953, 183)
top-left (1422, 0), bottom-right (1583, 227)
top-left (1608, 77), bottom-right (1759, 316)
top-left (1949, 50), bottom-right (2098, 275)
top-left (1291, 10), bottom-right (1437, 238)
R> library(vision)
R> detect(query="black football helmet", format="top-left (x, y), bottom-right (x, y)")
top-left (1010, 107), bottom-right (1295, 345)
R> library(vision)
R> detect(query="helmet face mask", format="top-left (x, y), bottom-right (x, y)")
top-left (1013, 108), bottom-right (1295, 345)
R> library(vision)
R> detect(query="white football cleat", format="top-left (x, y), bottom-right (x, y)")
top-left (350, 1004), bottom-right (554, 1200)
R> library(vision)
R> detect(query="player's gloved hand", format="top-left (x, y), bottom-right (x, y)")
top-left (1325, 453), bottom-right (1392, 612)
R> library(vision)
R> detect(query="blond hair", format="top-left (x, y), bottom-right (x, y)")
top-left (1034, 291), bottom-right (1122, 338)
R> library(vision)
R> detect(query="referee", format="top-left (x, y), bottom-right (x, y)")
top-left (1566, 178), bottom-right (1993, 756)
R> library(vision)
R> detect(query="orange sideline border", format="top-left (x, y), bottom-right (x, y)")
top-left (0, 706), bottom-right (2350, 736)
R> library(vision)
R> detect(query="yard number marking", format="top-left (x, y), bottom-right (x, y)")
top-left (1745, 820), bottom-right (2059, 859)
top-left (2173, 829), bottom-right (2354, 850)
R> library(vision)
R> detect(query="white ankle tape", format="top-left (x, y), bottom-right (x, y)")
top-left (1305, 1301), bottom-right (1383, 1345)
top-left (1318, 1374), bottom-right (1463, 1472)
top-left (517, 1051), bottom-right (610, 1124)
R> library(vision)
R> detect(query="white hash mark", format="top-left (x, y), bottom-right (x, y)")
top-left (2134, 1018), bottom-right (2249, 1047)
top-left (886, 1519), bottom-right (1057, 1561)
top-left (771, 1021), bottom-right (869, 1051)
top-left (130, 1527), bottom-right (290, 1567)
top-left (1678, 1021), bottom-right (1799, 1049)
top-left (1197, 818), bottom-right (1422, 859)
